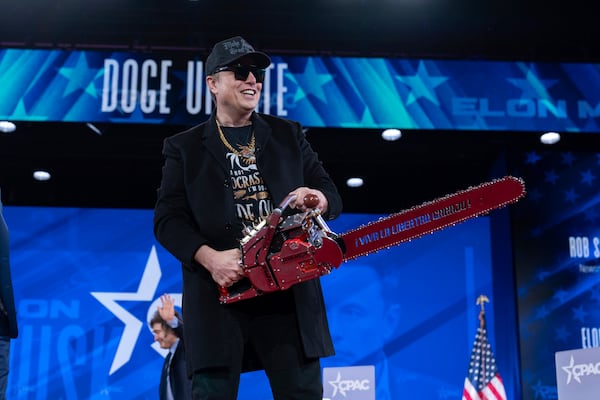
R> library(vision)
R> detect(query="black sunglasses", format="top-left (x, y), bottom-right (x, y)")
top-left (213, 64), bottom-right (266, 83)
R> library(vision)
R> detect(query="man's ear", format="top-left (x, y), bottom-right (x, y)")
top-left (206, 75), bottom-right (218, 95)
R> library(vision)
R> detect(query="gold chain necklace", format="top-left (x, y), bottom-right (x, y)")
top-left (216, 119), bottom-right (256, 165)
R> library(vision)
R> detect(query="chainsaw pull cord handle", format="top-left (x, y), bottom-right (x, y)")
top-left (279, 192), bottom-right (321, 213)
top-left (280, 192), bottom-right (330, 249)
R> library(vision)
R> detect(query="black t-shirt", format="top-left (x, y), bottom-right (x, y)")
top-left (220, 125), bottom-right (274, 228)
top-left (220, 126), bottom-right (294, 314)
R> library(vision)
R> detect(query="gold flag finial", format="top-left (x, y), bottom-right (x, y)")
top-left (476, 294), bottom-right (490, 312)
top-left (476, 294), bottom-right (489, 328)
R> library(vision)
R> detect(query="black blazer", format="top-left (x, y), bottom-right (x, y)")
top-left (160, 335), bottom-right (192, 400)
top-left (154, 112), bottom-right (342, 375)
top-left (0, 192), bottom-right (18, 339)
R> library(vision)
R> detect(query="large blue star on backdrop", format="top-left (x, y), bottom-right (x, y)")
top-left (525, 151), bottom-right (542, 165)
top-left (544, 170), bottom-right (559, 185)
top-left (580, 170), bottom-right (597, 186)
top-left (571, 304), bottom-right (588, 323)
top-left (396, 61), bottom-right (448, 106)
top-left (289, 57), bottom-right (334, 103)
top-left (58, 51), bottom-right (100, 98)
top-left (564, 188), bottom-right (580, 204)
top-left (507, 63), bottom-right (558, 100)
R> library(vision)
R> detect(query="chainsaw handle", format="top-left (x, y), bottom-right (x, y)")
top-left (278, 193), bottom-right (320, 211)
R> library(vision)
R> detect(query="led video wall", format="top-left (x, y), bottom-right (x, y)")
top-left (511, 150), bottom-right (600, 400)
top-left (3, 206), bottom-right (519, 399)
top-left (2, 47), bottom-right (599, 132)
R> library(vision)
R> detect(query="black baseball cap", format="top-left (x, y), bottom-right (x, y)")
top-left (205, 36), bottom-right (271, 76)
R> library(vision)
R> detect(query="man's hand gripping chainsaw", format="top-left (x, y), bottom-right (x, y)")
top-left (218, 176), bottom-right (526, 304)
top-left (219, 193), bottom-right (344, 304)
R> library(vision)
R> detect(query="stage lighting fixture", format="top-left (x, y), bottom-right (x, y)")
top-left (346, 177), bottom-right (364, 188)
top-left (381, 128), bottom-right (402, 141)
top-left (540, 131), bottom-right (560, 145)
top-left (0, 121), bottom-right (16, 133)
top-left (33, 170), bottom-right (51, 181)
top-left (86, 123), bottom-right (102, 135)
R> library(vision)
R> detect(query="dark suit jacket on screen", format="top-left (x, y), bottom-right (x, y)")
top-left (159, 324), bottom-right (191, 400)
top-left (0, 192), bottom-right (18, 339)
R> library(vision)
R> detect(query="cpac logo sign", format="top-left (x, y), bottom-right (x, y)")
top-left (328, 373), bottom-right (370, 397)
top-left (556, 347), bottom-right (600, 400)
top-left (561, 355), bottom-right (600, 384)
top-left (323, 366), bottom-right (375, 400)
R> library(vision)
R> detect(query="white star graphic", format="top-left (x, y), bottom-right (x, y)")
top-left (90, 245), bottom-right (162, 375)
top-left (328, 372), bottom-right (347, 397)
top-left (562, 355), bottom-right (577, 384)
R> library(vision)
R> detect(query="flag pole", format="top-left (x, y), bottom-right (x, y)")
top-left (476, 294), bottom-right (489, 329)
top-left (462, 294), bottom-right (507, 400)
top-left (477, 295), bottom-right (490, 391)
top-left (476, 294), bottom-right (489, 313)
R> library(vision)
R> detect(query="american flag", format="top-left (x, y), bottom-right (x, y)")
top-left (462, 308), bottom-right (507, 400)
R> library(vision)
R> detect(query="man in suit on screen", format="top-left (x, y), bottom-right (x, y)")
top-left (151, 294), bottom-right (192, 400)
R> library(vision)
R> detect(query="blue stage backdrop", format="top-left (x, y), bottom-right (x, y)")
top-left (3, 206), bottom-right (519, 399)
top-left (511, 150), bottom-right (600, 400)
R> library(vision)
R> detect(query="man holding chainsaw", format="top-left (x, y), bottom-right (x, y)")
top-left (154, 36), bottom-right (342, 400)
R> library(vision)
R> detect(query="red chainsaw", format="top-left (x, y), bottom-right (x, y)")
top-left (218, 176), bottom-right (526, 304)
